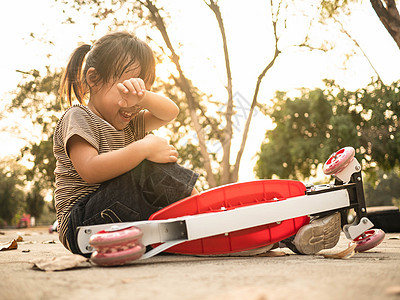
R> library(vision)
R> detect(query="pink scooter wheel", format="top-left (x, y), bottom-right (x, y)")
top-left (89, 226), bottom-right (143, 248)
top-left (323, 147), bottom-right (355, 175)
top-left (354, 229), bottom-right (385, 252)
top-left (89, 226), bottom-right (145, 266)
top-left (91, 243), bottom-right (146, 266)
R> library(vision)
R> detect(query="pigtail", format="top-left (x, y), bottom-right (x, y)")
top-left (59, 44), bottom-right (91, 106)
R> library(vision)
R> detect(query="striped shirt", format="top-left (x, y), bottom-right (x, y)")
top-left (53, 104), bottom-right (146, 249)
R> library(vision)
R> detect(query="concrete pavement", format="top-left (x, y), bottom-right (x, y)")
top-left (0, 227), bottom-right (399, 300)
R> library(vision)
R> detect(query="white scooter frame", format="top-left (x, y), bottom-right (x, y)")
top-left (76, 155), bottom-right (375, 260)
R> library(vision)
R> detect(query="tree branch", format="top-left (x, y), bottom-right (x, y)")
top-left (204, 0), bottom-right (234, 184)
top-left (332, 15), bottom-right (383, 82)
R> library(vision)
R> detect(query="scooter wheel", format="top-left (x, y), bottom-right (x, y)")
top-left (89, 226), bottom-right (145, 266)
top-left (323, 147), bottom-right (355, 175)
top-left (91, 243), bottom-right (145, 266)
top-left (354, 229), bottom-right (385, 252)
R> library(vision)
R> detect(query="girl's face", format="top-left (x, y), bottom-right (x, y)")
top-left (87, 67), bottom-right (149, 130)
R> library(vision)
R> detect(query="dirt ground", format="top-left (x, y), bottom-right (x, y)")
top-left (0, 226), bottom-right (399, 300)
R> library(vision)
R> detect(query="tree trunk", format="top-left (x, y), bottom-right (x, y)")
top-left (206, 0), bottom-right (234, 185)
top-left (232, 47), bottom-right (280, 182)
top-left (370, 0), bottom-right (400, 50)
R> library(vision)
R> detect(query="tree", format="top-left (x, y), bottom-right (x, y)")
top-left (26, 183), bottom-right (45, 220)
top-left (364, 169), bottom-right (400, 207)
top-left (0, 67), bottom-right (60, 224)
top-left (255, 87), bottom-right (339, 180)
top-left (255, 79), bottom-right (400, 180)
top-left (9, 68), bottom-right (62, 211)
top-left (0, 160), bottom-right (26, 226)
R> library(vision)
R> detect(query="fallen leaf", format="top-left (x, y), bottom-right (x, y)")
top-left (320, 243), bottom-right (357, 259)
top-left (215, 244), bottom-right (276, 257)
top-left (42, 240), bottom-right (56, 244)
top-left (0, 239), bottom-right (18, 251)
top-left (388, 236), bottom-right (400, 240)
top-left (31, 255), bottom-right (89, 271)
top-left (22, 249), bottom-right (31, 253)
top-left (0, 231), bottom-right (5, 235)
top-left (257, 250), bottom-right (287, 257)
top-left (16, 236), bottom-right (23, 242)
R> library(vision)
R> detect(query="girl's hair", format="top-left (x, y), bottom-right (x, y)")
top-left (59, 32), bottom-right (156, 105)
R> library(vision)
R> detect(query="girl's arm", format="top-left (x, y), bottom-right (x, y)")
top-left (68, 134), bottom-right (178, 184)
top-left (117, 78), bottom-right (179, 132)
top-left (140, 91), bottom-right (179, 132)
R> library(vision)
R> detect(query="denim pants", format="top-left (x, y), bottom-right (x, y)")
top-left (66, 160), bottom-right (198, 255)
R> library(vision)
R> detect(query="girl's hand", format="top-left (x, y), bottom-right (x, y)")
top-left (142, 134), bottom-right (178, 163)
top-left (117, 78), bottom-right (146, 108)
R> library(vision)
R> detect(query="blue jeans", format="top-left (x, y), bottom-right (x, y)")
top-left (66, 160), bottom-right (198, 255)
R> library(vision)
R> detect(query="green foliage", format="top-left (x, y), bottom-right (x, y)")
top-left (0, 160), bottom-right (26, 225)
top-left (320, 0), bottom-right (351, 18)
top-left (364, 169), bottom-right (400, 207)
top-left (255, 79), bottom-right (400, 180)
top-left (11, 68), bottom-right (62, 117)
top-left (22, 137), bottom-right (57, 193)
top-left (36, 201), bottom-right (56, 225)
top-left (10, 67), bottom-right (62, 181)
top-left (26, 183), bottom-right (45, 219)
top-left (2, 68), bottom-right (59, 223)
top-left (7, 68), bottom-right (63, 219)
top-left (256, 87), bottom-right (340, 179)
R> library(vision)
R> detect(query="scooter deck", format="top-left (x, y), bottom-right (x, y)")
top-left (149, 180), bottom-right (310, 255)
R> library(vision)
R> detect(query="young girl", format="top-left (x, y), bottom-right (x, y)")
top-left (54, 32), bottom-right (198, 255)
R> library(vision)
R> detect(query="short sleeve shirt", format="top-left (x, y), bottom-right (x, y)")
top-left (53, 104), bottom-right (146, 248)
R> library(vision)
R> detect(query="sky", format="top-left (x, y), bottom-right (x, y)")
top-left (1, 0), bottom-right (400, 181)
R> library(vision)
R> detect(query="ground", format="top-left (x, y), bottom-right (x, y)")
top-left (0, 227), bottom-right (399, 300)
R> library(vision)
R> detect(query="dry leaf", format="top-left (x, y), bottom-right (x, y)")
top-left (225, 244), bottom-right (276, 257)
top-left (42, 240), bottom-right (56, 244)
top-left (0, 239), bottom-right (18, 251)
top-left (16, 236), bottom-right (23, 242)
top-left (31, 254), bottom-right (89, 271)
top-left (320, 243), bottom-right (357, 259)
top-left (257, 250), bottom-right (287, 257)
